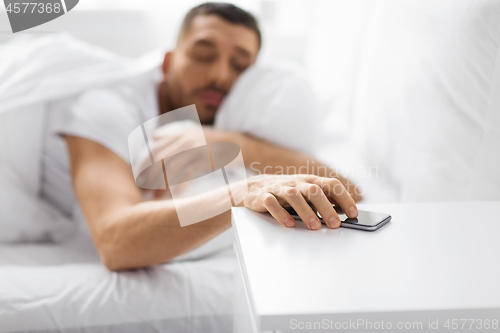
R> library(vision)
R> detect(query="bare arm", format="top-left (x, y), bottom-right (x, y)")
top-left (219, 132), bottom-right (363, 202)
top-left (66, 135), bottom-right (358, 271)
top-left (150, 127), bottom-right (362, 202)
top-left (65, 135), bottom-right (231, 271)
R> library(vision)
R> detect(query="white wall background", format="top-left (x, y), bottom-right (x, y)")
top-left (0, 0), bottom-right (331, 97)
top-left (0, 1), bottom-right (316, 66)
top-left (4, 1), bottom-right (498, 203)
top-left (0, 0), bottom-right (359, 116)
top-left (0, 0), bottom-right (395, 202)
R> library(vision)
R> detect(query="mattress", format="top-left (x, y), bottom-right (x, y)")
top-left (0, 222), bottom-right (234, 333)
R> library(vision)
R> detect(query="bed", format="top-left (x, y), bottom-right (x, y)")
top-left (0, 220), bottom-right (234, 333)
top-left (2, 1), bottom-right (500, 331)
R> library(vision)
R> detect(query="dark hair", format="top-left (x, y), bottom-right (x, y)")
top-left (180, 2), bottom-right (261, 48)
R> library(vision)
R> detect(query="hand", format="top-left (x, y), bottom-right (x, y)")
top-left (243, 174), bottom-right (358, 230)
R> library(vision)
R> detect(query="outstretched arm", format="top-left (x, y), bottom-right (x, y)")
top-left (201, 129), bottom-right (363, 202)
top-left (65, 135), bottom-right (358, 271)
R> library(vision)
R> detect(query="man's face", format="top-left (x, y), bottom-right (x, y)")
top-left (163, 15), bottom-right (260, 124)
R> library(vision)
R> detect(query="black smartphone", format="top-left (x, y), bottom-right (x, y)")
top-left (285, 205), bottom-right (391, 231)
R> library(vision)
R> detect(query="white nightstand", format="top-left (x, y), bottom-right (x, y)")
top-left (232, 202), bottom-right (500, 333)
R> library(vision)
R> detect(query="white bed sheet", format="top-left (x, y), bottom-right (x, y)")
top-left (0, 224), bottom-right (234, 333)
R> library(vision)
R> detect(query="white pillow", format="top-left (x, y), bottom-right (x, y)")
top-left (215, 62), bottom-right (321, 156)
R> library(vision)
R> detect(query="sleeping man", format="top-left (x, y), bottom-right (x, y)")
top-left (32, 3), bottom-right (361, 270)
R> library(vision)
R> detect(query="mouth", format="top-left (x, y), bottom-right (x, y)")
top-left (199, 90), bottom-right (225, 108)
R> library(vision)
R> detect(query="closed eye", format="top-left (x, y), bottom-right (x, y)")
top-left (191, 52), bottom-right (216, 63)
top-left (230, 59), bottom-right (249, 73)
top-left (189, 39), bottom-right (217, 63)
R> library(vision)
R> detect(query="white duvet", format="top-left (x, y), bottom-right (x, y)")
top-left (0, 210), bottom-right (234, 333)
top-left (0, 250), bottom-right (234, 333)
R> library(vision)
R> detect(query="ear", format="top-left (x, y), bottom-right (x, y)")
top-left (162, 51), bottom-right (173, 75)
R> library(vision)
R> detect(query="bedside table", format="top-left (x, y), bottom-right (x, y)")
top-left (232, 202), bottom-right (500, 333)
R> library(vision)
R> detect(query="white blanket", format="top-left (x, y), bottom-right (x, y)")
top-left (0, 34), bottom-right (162, 243)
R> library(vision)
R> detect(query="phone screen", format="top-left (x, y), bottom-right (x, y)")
top-left (333, 210), bottom-right (390, 226)
top-left (285, 205), bottom-right (390, 227)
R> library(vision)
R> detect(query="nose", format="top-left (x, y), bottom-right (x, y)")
top-left (208, 57), bottom-right (233, 91)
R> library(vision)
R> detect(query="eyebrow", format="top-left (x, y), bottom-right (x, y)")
top-left (193, 39), bottom-right (216, 48)
top-left (192, 38), bottom-right (252, 59)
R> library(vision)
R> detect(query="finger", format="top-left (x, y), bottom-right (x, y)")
top-left (298, 183), bottom-right (341, 228)
top-left (311, 177), bottom-right (358, 218)
top-left (326, 194), bottom-right (338, 206)
top-left (262, 193), bottom-right (296, 228)
top-left (273, 187), bottom-right (321, 230)
top-left (334, 175), bottom-right (363, 203)
top-left (325, 195), bottom-right (347, 216)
